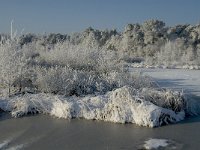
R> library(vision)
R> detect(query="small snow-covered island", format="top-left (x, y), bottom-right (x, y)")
top-left (0, 20), bottom-right (200, 128)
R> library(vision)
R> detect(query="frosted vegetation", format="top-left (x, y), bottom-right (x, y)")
top-left (0, 20), bottom-right (198, 127)
top-left (1, 19), bottom-right (199, 68)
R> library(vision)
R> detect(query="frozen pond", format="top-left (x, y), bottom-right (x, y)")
top-left (135, 68), bottom-right (200, 96)
top-left (0, 68), bottom-right (200, 150)
top-left (0, 114), bottom-right (200, 150)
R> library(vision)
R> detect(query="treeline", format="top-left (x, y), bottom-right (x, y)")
top-left (1, 19), bottom-right (197, 66)
top-left (1, 19), bottom-right (200, 66)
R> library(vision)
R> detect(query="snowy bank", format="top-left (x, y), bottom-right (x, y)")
top-left (0, 86), bottom-right (186, 127)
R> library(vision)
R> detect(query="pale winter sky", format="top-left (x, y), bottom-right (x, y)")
top-left (0, 0), bottom-right (200, 34)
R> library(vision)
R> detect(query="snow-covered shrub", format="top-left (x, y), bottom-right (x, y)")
top-left (34, 66), bottom-right (100, 95)
top-left (0, 39), bottom-right (28, 96)
top-left (38, 41), bottom-right (95, 69)
top-left (141, 88), bottom-right (186, 112)
top-left (9, 93), bottom-right (54, 117)
top-left (33, 64), bottom-right (153, 96)
top-left (37, 41), bottom-right (122, 73)
top-left (95, 50), bottom-right (123, 74)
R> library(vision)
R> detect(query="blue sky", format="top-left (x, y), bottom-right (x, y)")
top-left (0, 0), bottom-right (200, 34)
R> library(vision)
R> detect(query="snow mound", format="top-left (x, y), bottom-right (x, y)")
top-left (0, 86), bottom-right (186, 127)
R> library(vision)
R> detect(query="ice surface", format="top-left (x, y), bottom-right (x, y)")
top-left (131, 68), bottom-right (200, 94)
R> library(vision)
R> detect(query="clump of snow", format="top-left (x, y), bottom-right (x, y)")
top-left (0, 86), bottom-right (186, 127)
top-left (141, 138), bottom-right (182, 150)
top-left (143, 138), bottom-right (169, 149)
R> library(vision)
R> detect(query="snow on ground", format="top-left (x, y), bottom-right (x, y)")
top-left (138, 68), bottom-right (200, 91)
top-left (141, 138), bottom-right (183, 150)
top-left (134, 68), bottom-right (200, 95)
top-left (0, 86), bottom-right (185, 128)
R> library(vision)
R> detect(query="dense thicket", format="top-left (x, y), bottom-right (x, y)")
top-left (0, 37), bottom-right (153, 97)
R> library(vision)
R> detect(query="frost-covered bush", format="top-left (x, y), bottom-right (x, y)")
top-left (0, 39), bottom-right (28, 96)
top-left (34, 66), bottom-right (100, 95)
top-left (141, 88), bottom-right (186, 112)
top-left (38, 41), bottom-right (98, 69)
top-left (33, 65), bottom-right (153, 96)
top-left (36, 41), bottom-right (122, 73)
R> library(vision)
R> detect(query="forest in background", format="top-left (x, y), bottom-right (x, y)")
top-left (1, 19), bottom-right (200, 66)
